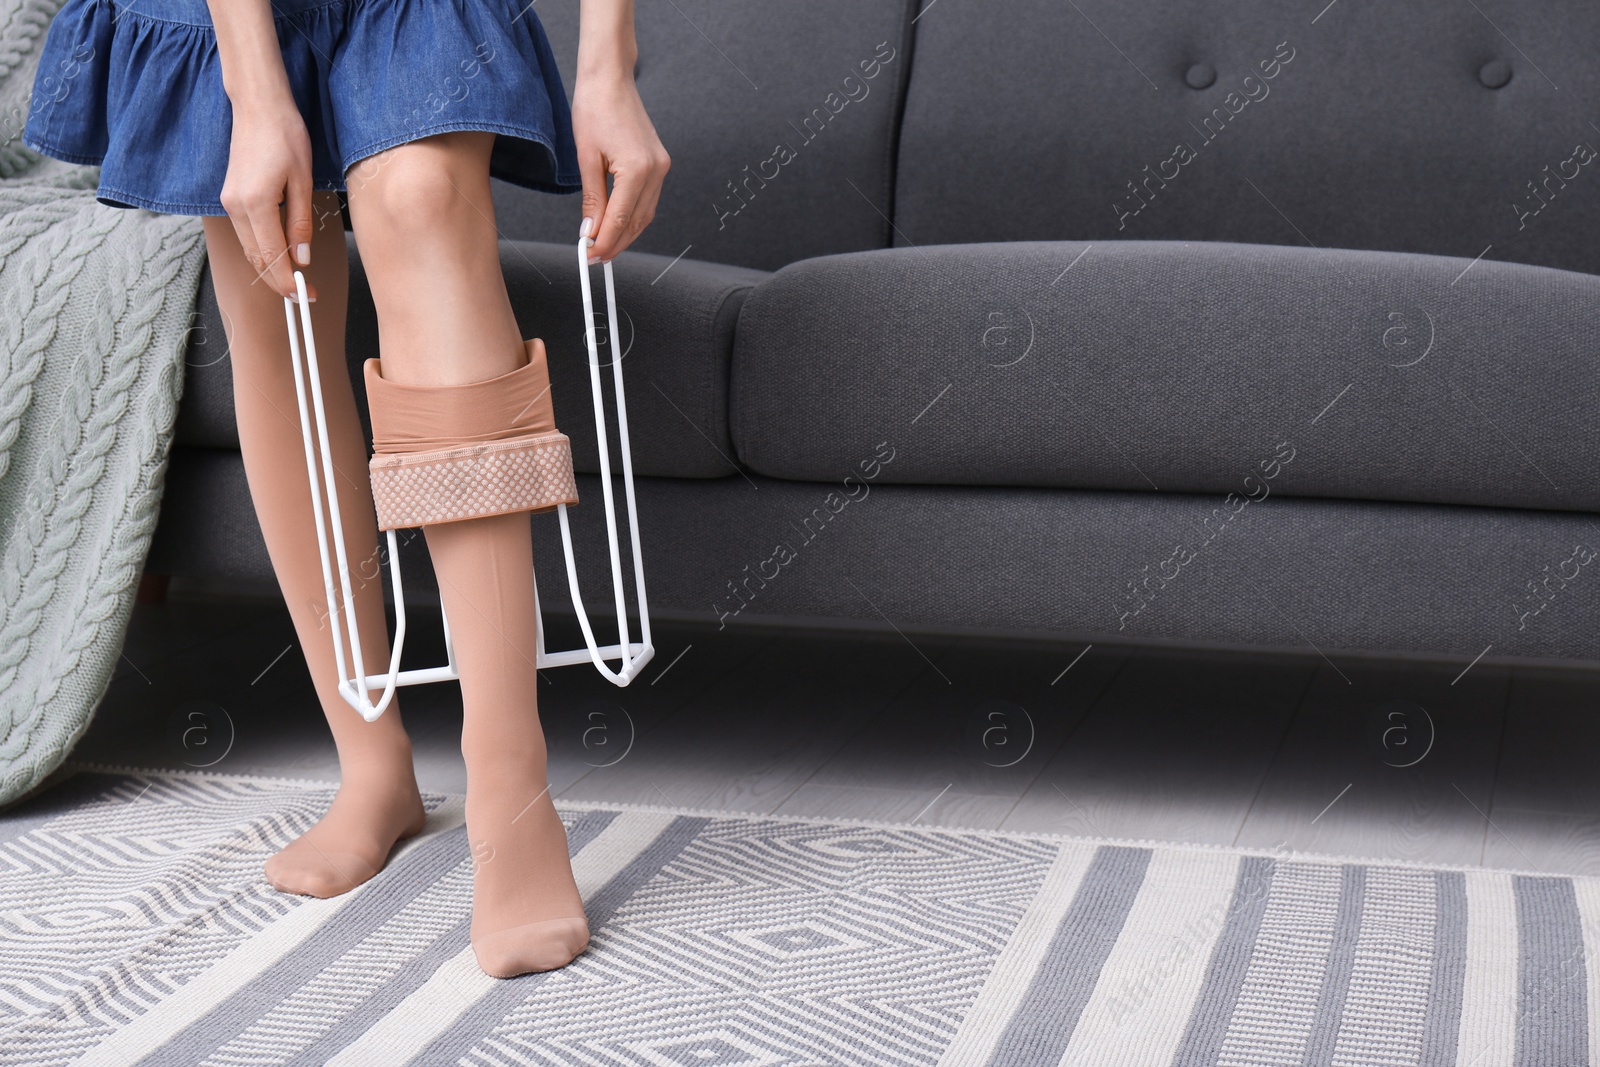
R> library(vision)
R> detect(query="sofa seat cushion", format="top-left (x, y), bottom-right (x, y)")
top-left (176, 233), bottom-right (768, 479)
top-left (730, 239), bottom-right (1600, 513)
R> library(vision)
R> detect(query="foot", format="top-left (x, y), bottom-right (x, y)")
top-left (471, 915), bottom-right (590, 978)
top-left (265, 767), bottom-right (428, 898)
top-left (465, 756), bottom-right (589, 978)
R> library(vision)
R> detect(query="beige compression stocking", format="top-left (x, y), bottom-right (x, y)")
top-left (364, 339), bottom-right (589, 977)
top-left (202, 210), bottom-right (427, 901)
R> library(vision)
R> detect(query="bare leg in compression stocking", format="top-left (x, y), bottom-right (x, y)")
top-left (346, 131), bottom-right (588, 976)
top-left (200, 194), bottom-right (427, 898)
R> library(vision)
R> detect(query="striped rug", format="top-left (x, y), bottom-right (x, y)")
top-left (0, 763), bottom-right (1590, 1066)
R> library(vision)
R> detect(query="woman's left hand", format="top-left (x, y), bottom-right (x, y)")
top-left (571, 71), bottom-right (670, 263)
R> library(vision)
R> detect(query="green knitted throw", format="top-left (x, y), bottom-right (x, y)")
top-left (0, 0), bottom-right (209, 806)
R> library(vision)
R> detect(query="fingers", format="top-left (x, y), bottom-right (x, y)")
top-left (250, 197), bottom-right (297, 301)
top-left (219, 186), bottom-right (316, 304)
top-left (284, 175), bottom-right (316, 274)
top-left (589, 161), bottom-right (649, 263)
top-left (591, 166), bottom-right (637, 262)
top-left (595, 171), bottom-right (636, 263)
top-left (586, 154), bottom-right (669, 263)
top-left (630, 165), bottom-right (665, 250)
top-left (222, 205), bottom-right (265, 294)
top-left (578, 146), bottom-right (609, 255)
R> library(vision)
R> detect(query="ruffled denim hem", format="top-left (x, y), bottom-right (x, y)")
top-left (21, 0), bottom-right (584, 217)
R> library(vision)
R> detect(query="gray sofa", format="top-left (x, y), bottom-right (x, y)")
top-left (146, 0), bottom-right (1600, 666)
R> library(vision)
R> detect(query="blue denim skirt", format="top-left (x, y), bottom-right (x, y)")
top-left (22, 0), bottom-right (584, 216)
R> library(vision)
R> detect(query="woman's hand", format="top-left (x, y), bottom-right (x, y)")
top-left (571, 71), bottom-right (669, 263)
top-left (217, 96), bottom-right (318, 303)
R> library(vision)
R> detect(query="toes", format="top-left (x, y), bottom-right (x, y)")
top-left (263, 849), bottom-right (378, 898)
top-left (471, 917), bottom-right (589, 977)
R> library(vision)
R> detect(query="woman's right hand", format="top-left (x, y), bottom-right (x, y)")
top-left (218, 96), bottom-right (319, 303)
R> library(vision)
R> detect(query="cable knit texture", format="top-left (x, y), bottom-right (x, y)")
top-left (0, 0), bottom-right (208, 806)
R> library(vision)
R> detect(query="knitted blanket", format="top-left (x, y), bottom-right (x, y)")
top-left (0, 0), bottom-right (209, 806)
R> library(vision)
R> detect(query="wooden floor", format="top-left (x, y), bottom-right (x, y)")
top-left (79, 582), bottom-right (1600, 876)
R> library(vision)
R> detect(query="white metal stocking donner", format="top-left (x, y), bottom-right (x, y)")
top-left (281, 233), bottom-right (655, 723)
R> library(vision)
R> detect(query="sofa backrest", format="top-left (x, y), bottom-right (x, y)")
top-left (893, 0), bottom-right (1600, 277)
top-left (502, 1), bottom-right (1600, 277)
top-left (492, 0), bottom-right (914, 273)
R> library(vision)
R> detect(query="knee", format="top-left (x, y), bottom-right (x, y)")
top-left (346, 144), bottom-right (488, 255)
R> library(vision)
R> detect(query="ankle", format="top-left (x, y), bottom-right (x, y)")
top-left (463, 735), bottom-right (547, 768)
top-left (337, 748), bottom-right (419, 787)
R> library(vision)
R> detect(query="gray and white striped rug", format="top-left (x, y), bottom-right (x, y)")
top-left (0, 763), bottom-right (1589, 1065)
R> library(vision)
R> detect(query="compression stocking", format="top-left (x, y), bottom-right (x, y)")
top-left (364, 339), bottom-right (587, 977)
top-left (207, 224), bottom-right (427, 901)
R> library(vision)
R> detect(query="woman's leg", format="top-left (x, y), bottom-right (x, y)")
top-left (201, 193), bottom-right (427, 898)
top-left (344, 132), bottom-right (587, 976)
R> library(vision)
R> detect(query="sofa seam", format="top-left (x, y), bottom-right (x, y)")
top-left (719, 280), bottom-right (762, 475)
top-left (705, 282), bottom-right (735, 475)
top-left (882, 0), bottom-right (922, 251)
